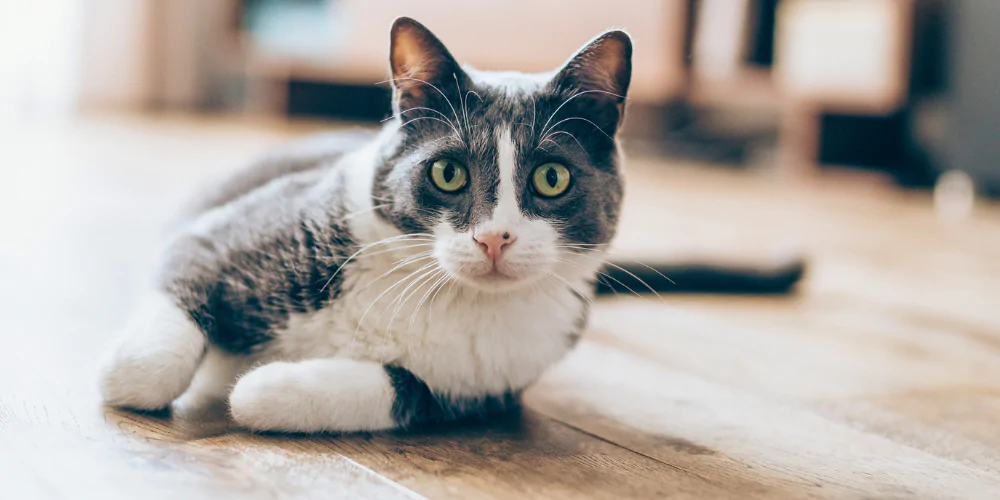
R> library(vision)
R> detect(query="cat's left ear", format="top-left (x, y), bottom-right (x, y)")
top-left (388, 17), bottom-right (467, 114)
top-left (550, 30), bottom-right (633, 132)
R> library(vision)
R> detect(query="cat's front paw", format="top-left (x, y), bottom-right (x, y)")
top-left (99, 293), bottom-right (207, 410)
top-left (229, 359), bottom-right (396, 433)
top-left (229, 362), bottom-right (304, 431)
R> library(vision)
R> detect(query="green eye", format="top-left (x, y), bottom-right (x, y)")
top-left (429, 159), bottom-right (468, 192)
top-left (532, 163), bottom-right (571, 197)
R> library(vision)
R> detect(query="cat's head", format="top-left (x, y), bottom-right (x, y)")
top-left (373, 17), bottom-right (631, 292)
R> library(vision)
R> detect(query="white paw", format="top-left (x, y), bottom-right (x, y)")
top-left (229, 362), bottom-right (302, 431)
top-left (98, 292), bottom-right (206, 410)
top-left (229, 359), bottom-right (396, 433)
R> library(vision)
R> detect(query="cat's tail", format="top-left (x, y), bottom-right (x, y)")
top-left (597, 254), bottom-right (806, 295)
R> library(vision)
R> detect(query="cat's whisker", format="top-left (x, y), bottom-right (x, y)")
top-left (455, 74), bottom-right (470, 136)
top-left (555, 244), bottom-right (609, 254)
top-left (376, 266), bottom-right (439, 364)
top-left (424, 271), bottom-right (454, 326)
top-left (555, 243), bottom-right (607, 248)
top-left (541, 116), bottom-right (615, 145)
top-left (376, 265), bottom-right (444, 357)
top-left (356, 252), bottom-right (436, 292)
top-left (350, 260), bottom-right (439, 356)
top-left (530, 96), bottom-right (537, 137)
top-left (541, 274), bottom-right (585, 306)
top-left (384, 265), bottom-right (442, 324)
top-left (554, 257), bottom-right (628, 297)
top-left (552, 261), bottom-right (615, 292)
top-left (586, 257), bottom-right (671, 300)
top-left (338, 203), bottom-right (394, 221)
top-left (403, 270), bottom-right (449, 358)
top-left (536, 137), bottom-right (572, 156)
top-left (539, 89), bottom-right (627, 138)
top-left (384, 106), bottom-right (458, 131)
top-left (534, 130), bottom-right (586, 153)
top-left (366, 195), bottom-right (447, 219)
top-left (381, 76), bottom-right (466, 144)
top-left (320, 233), bottom-right (434, 293)
top-left (545, 271), bottom-right (595, 307)
top-left (408, 270), bottom-right (450, 335)
top-left (558, 254), bottom-right (664, 302)
top-left (403, 270), bottom-right (449, 356)
top-left (349, 235), bottom-right (434, 251)
top-left (406, 268), bottom-right (450, 360)
top-left (400, 116), bottom-right (462, 136)
top-left (352, 242), bottom-right (436, 260)
top-left (629, 260), bottom-right (677, 286)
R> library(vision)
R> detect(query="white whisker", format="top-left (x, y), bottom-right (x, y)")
top-left (320, 233), bottom-right (434, 293)
top-left (539, 89), bottom-right (626, 138)
top-left (381, 76), bottom-right (465, 144)
top-left (349, 260), bottom-right (438, 356)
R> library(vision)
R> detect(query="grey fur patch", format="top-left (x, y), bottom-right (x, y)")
top-left (160, 135), bottom-right (369, 355)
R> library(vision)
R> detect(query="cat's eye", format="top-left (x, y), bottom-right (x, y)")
top-left (532, 163), bottom-right (571, 198)
top-left (429, 158), bottom-right (468, 192)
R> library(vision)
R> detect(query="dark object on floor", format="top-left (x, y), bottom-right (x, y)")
top-left (597, 256), bottom-right (806, 295)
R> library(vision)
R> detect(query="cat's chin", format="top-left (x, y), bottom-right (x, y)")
top-left (456, 270), bottom-right (541, 293)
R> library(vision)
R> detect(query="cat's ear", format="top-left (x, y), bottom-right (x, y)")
top-left (550, 30), bottom-right (633, 132)
top-left (388, 17), bottom-right (465, 113)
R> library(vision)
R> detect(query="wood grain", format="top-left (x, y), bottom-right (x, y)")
top-left (1, 114), bottom-right (998, 499)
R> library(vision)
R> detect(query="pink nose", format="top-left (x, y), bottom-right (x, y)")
top-left (473, 230), bottom-right (516, 261)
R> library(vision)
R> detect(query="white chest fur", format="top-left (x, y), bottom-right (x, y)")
top-left (271, 255), bottom-right (587, 397)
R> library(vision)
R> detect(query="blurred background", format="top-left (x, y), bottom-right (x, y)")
top-left (3, 0), bottom-right (998, 198)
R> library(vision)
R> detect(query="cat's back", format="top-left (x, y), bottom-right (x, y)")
top-left (177, 129), bottom-right (377, 223)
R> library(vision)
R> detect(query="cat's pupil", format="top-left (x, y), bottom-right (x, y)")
top-left (545, 167), bottom-right (558, 188)
top-left (443, 163), bottom-right (455, 183)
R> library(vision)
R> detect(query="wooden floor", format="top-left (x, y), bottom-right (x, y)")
top-left (2, 115), bottom-right (999, 499)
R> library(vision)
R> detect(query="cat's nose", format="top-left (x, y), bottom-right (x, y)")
top-left (473, 230), bottom-right (516, 262)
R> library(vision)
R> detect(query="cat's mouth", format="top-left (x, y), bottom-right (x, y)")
top-left (451, 263), bottom-right (539, 291)
top-left (475, 269), bottom-right (520, 283)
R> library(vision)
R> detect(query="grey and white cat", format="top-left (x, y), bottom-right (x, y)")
top-left (99, 17), bottom-right (631, 432)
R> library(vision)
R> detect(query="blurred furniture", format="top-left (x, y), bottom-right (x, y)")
top-left (81, 0), bottom-right (998, 192)
top-left (773, 0), bottom-right (912, 174)
top-left (944, 1), bottom-right (1000, 196)
top-left (686, 0), bottom-right (913, 175)
top-left (234, 0), bottom-right (690, 111)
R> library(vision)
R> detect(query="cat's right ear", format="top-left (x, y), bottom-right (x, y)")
top-left (388, 17), bottom-right (465, 113)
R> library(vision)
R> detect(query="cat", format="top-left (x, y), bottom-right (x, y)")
top-left (99, 17), bottom-right (632, 432)
top-left (99, 17), bottom-right (803, 433)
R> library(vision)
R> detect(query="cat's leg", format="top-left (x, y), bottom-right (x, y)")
top-left (99, 291), bottom-right (206, 410)
top-left (229, 358), bottom-right (518, 432)
top-left (229, 358), bottom-right (398, 432)
top-left (172, 347), bottom-right (248, 419)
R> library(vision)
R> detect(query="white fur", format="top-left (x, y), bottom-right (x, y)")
top-left (99, 291), bottom-right (205, 410)
top-left (230, 358), bottom-right (396, 432)
top-left (172, 347), bottom-right (248, 414)
top-left (463, 67), bottom-right (551, 95)
top-left (493, 127), bottom-right (521, 223)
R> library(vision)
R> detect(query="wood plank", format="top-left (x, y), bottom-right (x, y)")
top-left (316, 410), bottom-right (738, 499)
top-left (586, 297), bottom-right (1000, 474)
top-left (525, 342), bottom-right (1000, 499)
